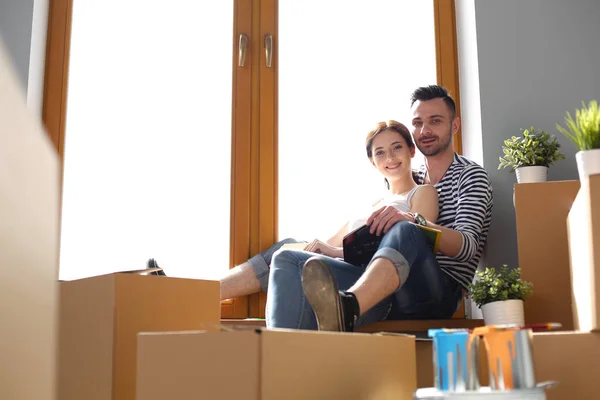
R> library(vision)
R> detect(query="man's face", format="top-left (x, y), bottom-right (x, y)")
top-left (410, 98), bottom-right (458, 157)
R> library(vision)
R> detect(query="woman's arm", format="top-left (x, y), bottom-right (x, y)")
top-left (367, 186), bottom-right (439, 236)
top-left (409, 184), bottom-right (462, 257)
top-left (325, 221), bottom-right (349, 248)
top-left (409, 184), bottom-right (439, 223)
top-left (303, 222), bottom-right (349, 259)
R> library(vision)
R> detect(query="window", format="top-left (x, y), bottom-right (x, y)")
top-left (58, 1), bottom-right (234, 281)
top-left (43, 0), bottom-right (461, 318)
top-left (278, 0), bottom-right (436, 242)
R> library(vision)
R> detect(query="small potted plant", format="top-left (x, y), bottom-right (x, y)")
top-left (556, 100), bottom-right (600, 181)
top-left (469, 265), bottom-right (533, 326)
top-left (498, 126), bottom-right (565, 183)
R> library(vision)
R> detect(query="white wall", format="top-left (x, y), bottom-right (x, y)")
top-left (457, 0), bottom-right (600, 271)
top-left (0, 0), bottom-right (49, 116)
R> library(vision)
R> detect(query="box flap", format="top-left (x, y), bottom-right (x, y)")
top-left (117, 267), bottom-right (163, 275)
top-left (567, 175), bottom-right (600, 332)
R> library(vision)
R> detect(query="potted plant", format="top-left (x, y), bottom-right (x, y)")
top-left (469, 265), bottom-right (533, 326)
top-left (498, 126), bottom-right (565, 183)
top-left (556, 100), bottom-right (600, 181)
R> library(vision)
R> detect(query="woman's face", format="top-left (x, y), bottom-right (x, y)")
top-left (370, 129), bottom-right (415, 181)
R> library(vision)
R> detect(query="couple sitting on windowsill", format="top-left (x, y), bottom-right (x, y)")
top-left (148, 85), bottom-right (493, 332)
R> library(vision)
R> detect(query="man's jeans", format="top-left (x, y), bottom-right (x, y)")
top-left (266, 221), bottom-right (463, 330)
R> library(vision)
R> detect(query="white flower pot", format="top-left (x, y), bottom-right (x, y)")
top-left (515, 166), bottom-right (548, 183)
top-left (481, 299), bottom-right (525, 326)
top-left (576, 149), bottom-right (600, 181)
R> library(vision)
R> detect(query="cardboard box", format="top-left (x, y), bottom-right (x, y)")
top-left (59, 272), bottom-right (219, 400)
top-left (416, 341), bottom-right (434, 388)
top-left (533, 331), bottom-right (600, 400)
top-left (0, 40), bottom-right (60, 400)
top-left (137, 329), bottom-right (417, 400)
top-left (567, 174), bottom-right (600, 332)
top-left (514, 181), bottom-right (580, 330)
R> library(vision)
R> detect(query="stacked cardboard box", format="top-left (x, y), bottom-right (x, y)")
top-left (514, 177), bottom-right (600, 400)
top-left (514, 180), bottom-right (580, 330)
top-left (137, 329), bottom-right (418, 400)
top-left (59, 272), bottom-right (220, 400)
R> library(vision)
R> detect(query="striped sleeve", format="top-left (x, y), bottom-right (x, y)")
top-left (454, 166), bottom-right (493, 263)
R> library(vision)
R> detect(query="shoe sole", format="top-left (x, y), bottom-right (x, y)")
top-left (301, 257), bottom-right (344, 331)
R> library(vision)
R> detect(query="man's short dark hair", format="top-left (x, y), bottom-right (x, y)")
top-left (410, 85), bottom-right (456, 118)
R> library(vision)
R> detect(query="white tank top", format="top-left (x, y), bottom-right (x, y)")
top-left (347, 185), bottom-right (427, 232)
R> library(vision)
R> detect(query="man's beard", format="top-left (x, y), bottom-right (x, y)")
top-left (417, 128), bottom-right (452, 157)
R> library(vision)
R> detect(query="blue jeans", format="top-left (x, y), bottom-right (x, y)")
top-left (248, 238), bottom-right (305, 292)
top-left (266, 221), bottom-right (463, 329)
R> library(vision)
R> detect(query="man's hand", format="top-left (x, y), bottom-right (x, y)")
top-left (367, 206), bottom-right (413, 236)
top-left (304, 239), bottom-right (343, 258)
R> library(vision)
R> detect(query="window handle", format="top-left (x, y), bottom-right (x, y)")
top-left (238, 33), bottom-right (248, 67)
top-left (264, 34), bottom-right (272, 68)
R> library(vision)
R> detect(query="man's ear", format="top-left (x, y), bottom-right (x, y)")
top-left (452, 116), bottom-right (461, 135)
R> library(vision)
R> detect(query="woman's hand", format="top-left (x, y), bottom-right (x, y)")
top-left (304, 239), bottom-right (343, 258)
top-left (367, 205), bottom-right (413, 236)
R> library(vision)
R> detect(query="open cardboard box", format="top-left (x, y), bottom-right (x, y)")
top-left (567, 174), bottom-right (600, 332)
top-left (514, 180), bottom-right (580, 330)
top-left (137, 328), bottom-right (417, 400)
top-left (59, 271), bottom-right (220, 400)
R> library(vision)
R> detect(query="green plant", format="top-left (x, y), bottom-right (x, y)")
top-left (469, 265), bottom-right (533, 308)
top-left (498, 126), bottom-right (565, 173)
top-left (556, 100), bottom-right (600, 151)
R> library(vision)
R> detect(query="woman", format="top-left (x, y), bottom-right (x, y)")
top-left (265, 120), bottom-right (442, 330)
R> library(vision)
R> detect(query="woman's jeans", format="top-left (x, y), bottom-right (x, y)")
top-left (264, 221), bottom-right (464, 330)
top-left (248, 238), bottom-right (305, 292)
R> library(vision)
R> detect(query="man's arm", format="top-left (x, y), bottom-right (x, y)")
top-left (423, 166), bottom-right (492, 259)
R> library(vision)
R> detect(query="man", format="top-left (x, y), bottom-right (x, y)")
top-left (268, 85), bottom-right (493, 331)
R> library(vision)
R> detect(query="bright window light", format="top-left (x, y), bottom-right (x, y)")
top-left (59, 1), bottom-right (233, 281)
top-left (279, 1), bottom-right (436, 241)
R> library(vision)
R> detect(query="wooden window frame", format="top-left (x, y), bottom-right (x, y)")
top-left (42, 0), bottom-right (461, 320)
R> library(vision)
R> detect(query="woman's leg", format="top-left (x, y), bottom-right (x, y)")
top-left (266, 249), bottom-right (391, 330)
top-left (220, 238), bottom-right (303, 300)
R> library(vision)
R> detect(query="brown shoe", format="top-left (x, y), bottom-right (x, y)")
top-left (301, 257), bottom-right (358, 332)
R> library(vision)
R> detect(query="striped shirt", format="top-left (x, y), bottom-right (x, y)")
top-left (415, 153), bottom-right (493, 290)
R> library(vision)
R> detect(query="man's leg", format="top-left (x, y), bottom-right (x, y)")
top-left (347, 258), bottom-right (399, 316)
top-left (302, 221), bottom-right (451, 331)
top-left (221, 238), bottom-right (303, 300)
top-left (266, 249), bottom-right (389, 330)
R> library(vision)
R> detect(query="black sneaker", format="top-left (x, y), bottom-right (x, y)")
top-left (301, 257), bottom-right (359, 332)
top-left (147, 258), bottom-right (166, 276)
